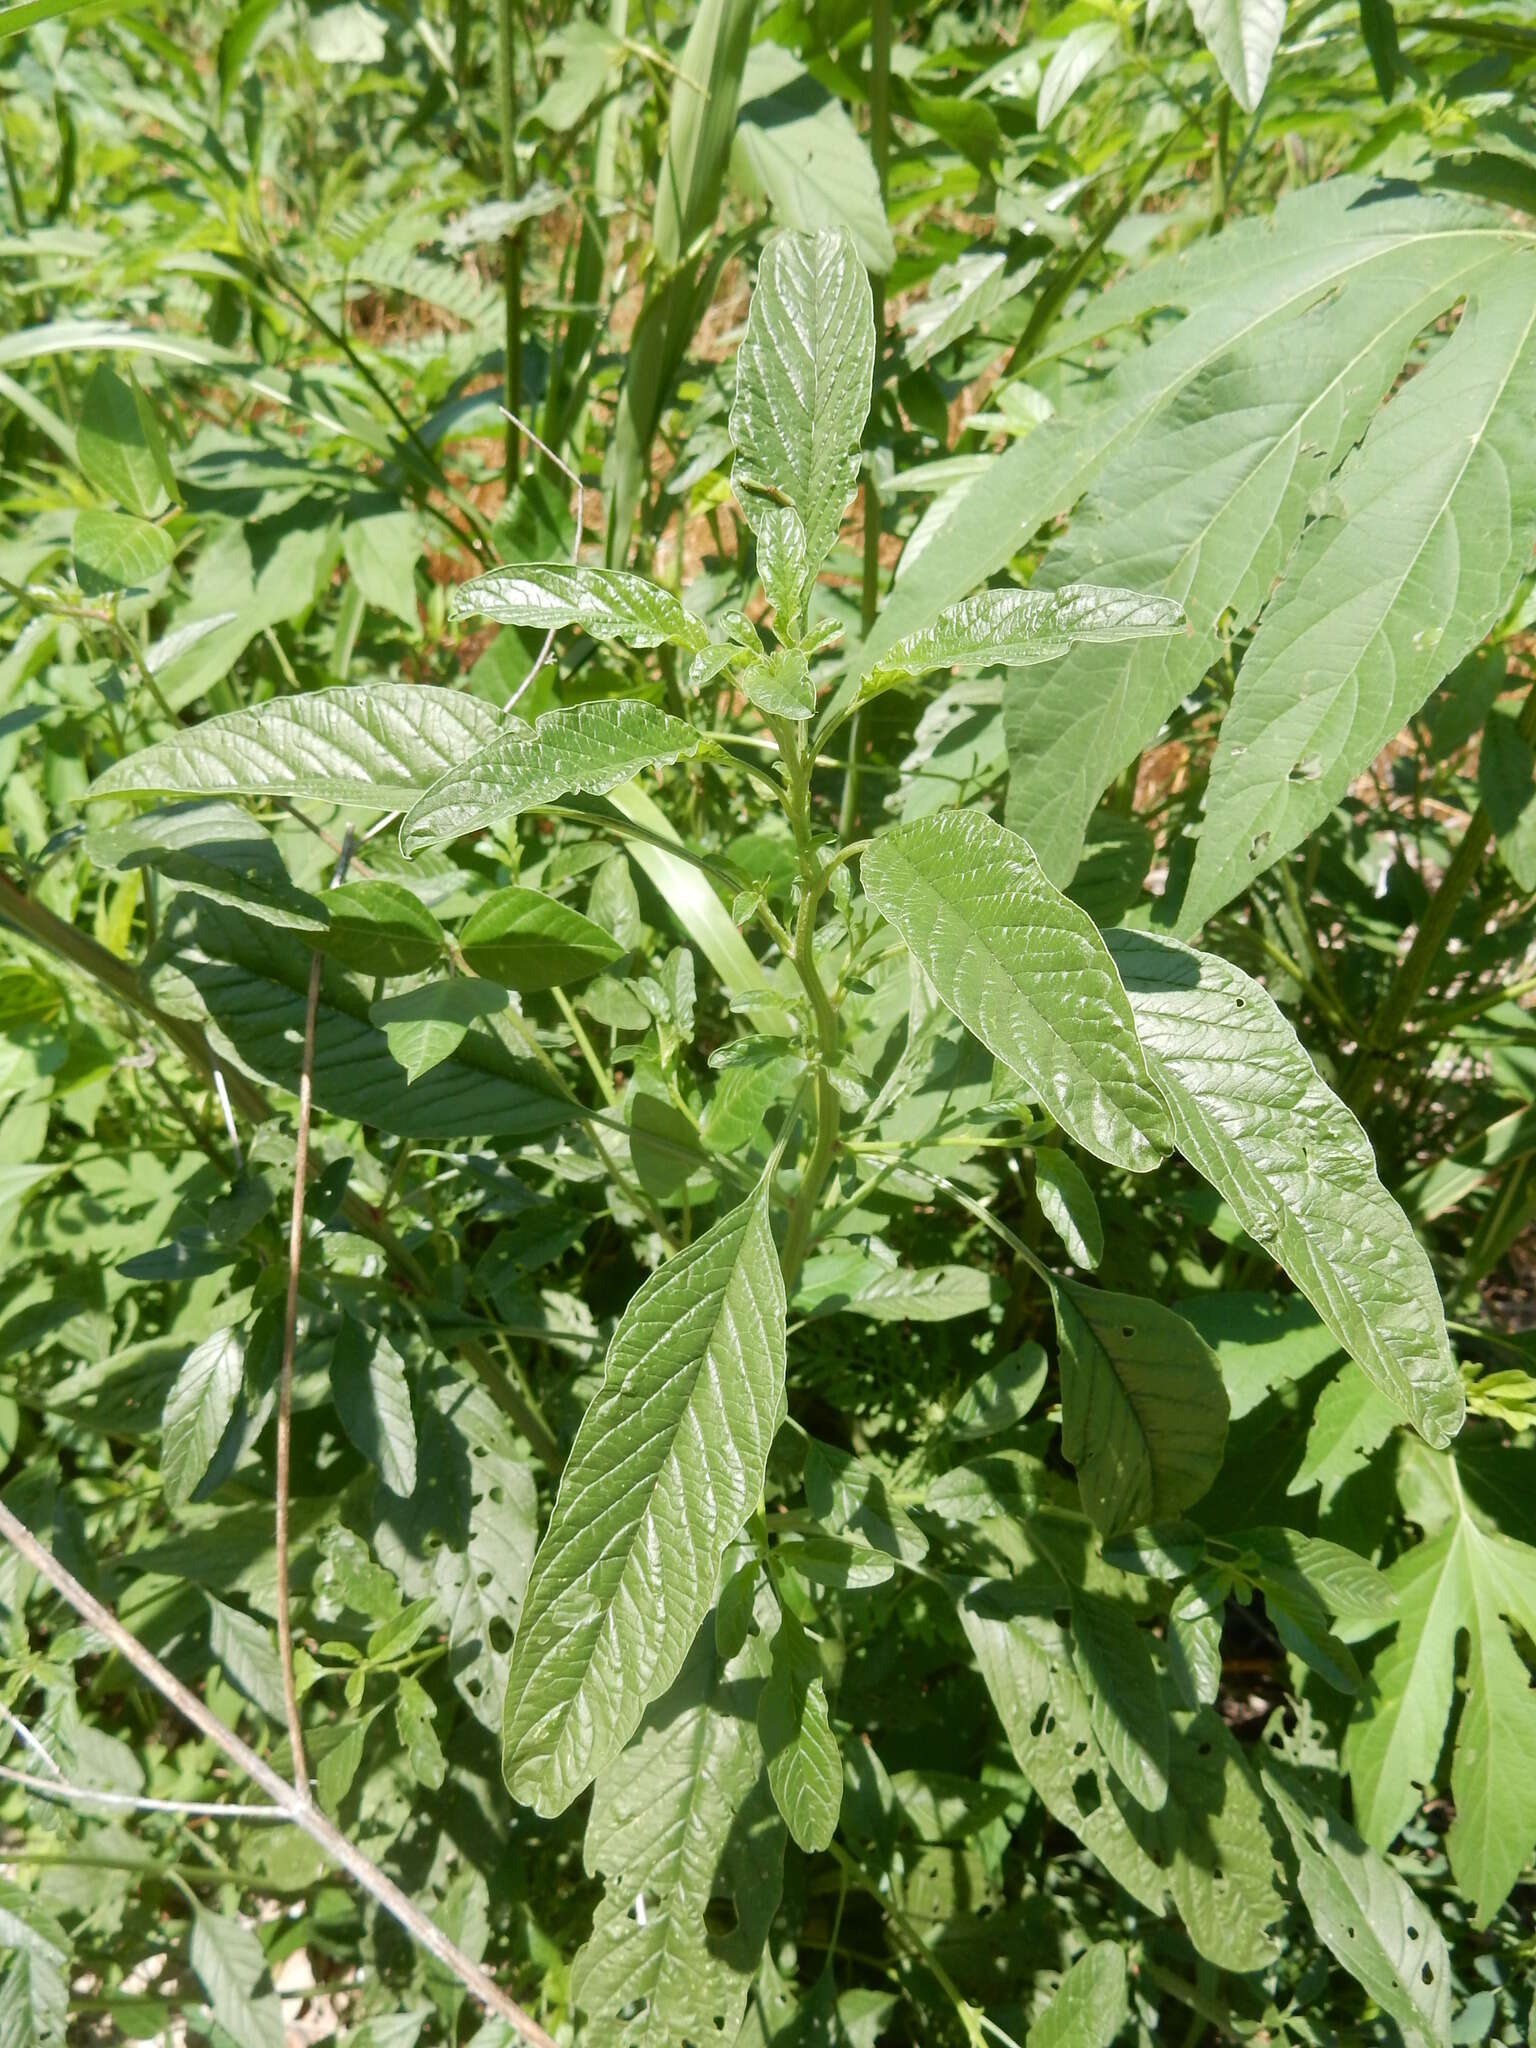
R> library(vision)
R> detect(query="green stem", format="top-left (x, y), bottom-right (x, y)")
top-left (1209, 93), bottom-right (1231, 233)
top-left (778, 735), bottom-right (843, 1291)
top-left (497, 0), bottom-right (523, 480)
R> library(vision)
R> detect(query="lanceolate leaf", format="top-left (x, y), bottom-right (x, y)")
top-left (729, 226), bottom-right (875, 612)
top-left (1182, 269), bottom-right (1536, 930)
top-left (161, 1324), bottom-right (245, 1510)
top-left (89, 684), bottom-right (500, 811)
top-left (759, 1614), bottom-right (842, 1852)
top-left (1106, 929), bottom-right (1463, 1449)
top-left (1054, 1280), bottom-right (1228, 1534)
top-left (330, 1319), bottom-right (417, 1498)
top-left (1188, 0), bottom-right (1286, 109)
top-left (502, 1168), bottom-right (787, 1815)
top-left (401, 702), bottom-right (722, 854)
top-left (1026, 1941), bottom-right (1128, 2048)
top-left (448, 563), bottom-right (711, 652)
top-left (459, 886), bottom-right (625, 992)
top-left (858, 584), bottom-right (1185, 710)
top-left (572, 1618), bottom-right (785, 2047)
top-left (861, 811), bottom-right (1171, 1171)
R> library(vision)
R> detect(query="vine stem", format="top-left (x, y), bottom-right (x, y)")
top-left (0, 1499), bottom-right (559, 2048)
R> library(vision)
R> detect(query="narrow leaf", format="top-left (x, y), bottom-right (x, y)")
top-left (331, 1318), bottom-right (417, 1497)
top-left (759, 1617), bottom-right (842, 1853)
top-left (161, 1325), bottom-right (245, 1510)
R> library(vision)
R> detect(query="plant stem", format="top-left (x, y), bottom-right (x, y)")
top-left (497, 0), bottom-right (523, 481)
top-left (779, 734), bottom-right (843, 1290)
top-left (1347, 678), bottom-right (1536, 1110)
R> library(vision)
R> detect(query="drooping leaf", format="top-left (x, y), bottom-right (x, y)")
top-left (161, 1324), bottom-right (245, 1510)
top-left (1182, 269), bottom-right (1536, 930)
top-left (729, 227), bottom-right (875, 614)
top-left (572, 1615), bottom-right (785, 2047)
top-left (89, 684), bottom-right (501, 811)
top-left (1026, 1941), bottom-right (1127, 2048)
top-left (1054, 1280), bottom-right (1228, 1535)
top-left (502, 1167), bottom-right (787, 1814)
top-left (459, 886), bottom-right (626, 992)
top-left (759, 1613), bottom-right (842, 1853)
top-left (1106, 929), bottom-right (1463, 1449)
top-left (87, 800), bottom-right (329, 931)
top-left (861, 811), bottom-right (1171, 1171)
top-left (400, 702), bottom-right (722, 854)
top-left (448, 563), bottom-right (710, 652)
top-left (1188, 0), bottom-right (1286, 110)
top-left (331, 1318), bottom-right (417, 1497)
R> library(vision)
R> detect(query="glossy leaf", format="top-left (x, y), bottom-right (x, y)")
top-left (1033, 1149), bottom-right (1103, 1269)
top-left (502, 1168), bottom-right (786, 1814)
top-left (759, 1614), bottom-right (842, 1852)
top-left (448, 563), bottom-right (710, 652)
top-left (460, 886), bottom-right (625, 992)
top-left (861, 810), bottom-right (1171, 1171)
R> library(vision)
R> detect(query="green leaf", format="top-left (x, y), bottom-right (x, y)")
top-left (370, 979), bottom-right (510, 1084)
top-left (803, 1440), bottom-right (928, 1566)
top-left (87, 800), bottom-right (329, 932)
top-left (188, 1904), bottom-right (284, 2048)
top-left (1480, 702), bottom-right (1536, 891)
top-left (731, 46), bottom-right (894, 276)
top-left (149, 900), bottom-right (569, 1141)
top-left (861, 811), bottom-right (1171, 1171)
top-left (89, 684), bottom-right (501, 811)
top-left (924, 1450), bottom-right (1041, 1524)
top-left (759, 1613), bottom-right (842, 1853)
top-left (1343, 1458), bottom-right (1536, 1926)
top-left (1138, 1711), bottom-right (1285, 1972)
top-left (573, 1618), bottom-right (784, 2048)
top-left (205, 1595), bottom-right (286, 1722)
top-left (331, 1317), bottom-right (417, 1497)
top-left (904, 251), bottom-right (1033, 371)
top-left (1188, 0), bottom-right (1286, 109)
top-left (400, 702), bottom-right (721, 855)
top-left (730, 227), bottom-right (875, 614)
top-left (1037, 21), bottom-right (1119, 126)
top-left (1054, 1280), bottom-right (1228, 1535)
top-left (741, 648), bottom-right (815, 720)
top-left (1026, 1942), bottom-right (1128, 2048)
top-left (859, 584), bottom-right (1184, 710)
top-left (1290, 1367), bottom-right (1400, 1502)
top-left (1069, 1589), bottom-right (1169, 1810)
top-left (1267, 1775), bottom-right (1452, 2048)
top-left (343, 500), bottom-right (421, 628)
top-left (0, 1878), bottom-right (69, 2048)
top-left (72, 508), bottom-right (175, 594)
top-left (1033, 1149), bottom-right (1103, 1269)
top-left (395, 1675), bottom-right (446, 1790)
top-left (448, 564), bottom-right (710, 652)
top-left (502, 1167), bottom-right (787, 1815)
top-left (1182, 270), bottom-right (1536, 930)
top-left (756, 505), bottom-right (809, 635)
top-left (1106, 929), bottom-right (1463, 1449)
top-left (76, 362), bottom-right (175, 518)
top-left (948, 1345), bottom-right (1049, 1438)
top-left (459, 886), bottom-right (625, 992)
top-left (161, 1324), bottom-right (244, 1510)
top-left (314, 881), bottom-right (445, 977)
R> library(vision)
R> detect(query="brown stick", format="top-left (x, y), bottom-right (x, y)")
top-left (0, 1499), bottom-right (559, 2048)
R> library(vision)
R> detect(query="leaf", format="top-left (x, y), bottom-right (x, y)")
top-left (1188, 0), bottom-right (1286, 109)
top-left (502, 1167), bottom-right (787, 1815)
top-left (904, 251), bottom-right (1032, 371)
top-left (1033, 1149), bottom-right (1103, 1269)
top-left (759, 1615), bottom-right (843, 1853)
top-left (572, 1617), bottom-right (785, 2047)
top-left (1026, 1942), bottom-right (1128, 2048)
top-left (1343, 1460), bottom-right (1536, 1926)
top-left (1070, 1590), bottom-right (1169, 1810)
top-left (460, 886), bottom-right (625, 992)
top-left (1480, 702), bottom-right (1536, 891)
top-left (1037, 21), bottom-right (1120, 126)
top-left (1182, 270), bottom-right (1536, 930)
top-left (72, 508), bottom-right (175, 594)
top-left (801, 1260), bottom-right (992, 1324)
top-left (87, 800), bottom-right (329, 931)
top-left (448, 563), bottom-right (710, 652)
top-left (859, 585), bottom-right (1183, 712)
top-left (730, 227), bottom-right (875, 614)
top-left (1290, 1366), bottom-right (1400, 1502)
top-left (1054, 1280), bottom-right (1228, 1535)
top-left (924, 1450), bottom-right (1041, 1524)
top-left (149, 899), bottom-right (569, 1141)
top-left (861, 811), bottom-right (1171, 1171)
top-left (0, 1878), bottom-right (69, 2048)
top-left (731, 46), bottom-right (894, 277)
top-left (189, 1905), bottom-right (284, 2048)
top-left (1267, 1776), bottom-right (1452, 2048)
top-left (331, 1318), bottom-right (417, 1497)
top-left (370, 979), bottom-right (510, 1085)
top-left (315, 881), bottom-right (445, 977)
top-left (803, 1440), bottom-right (928, 1566)
top-left (1137, 1712), bottom-right (1285, 1972)
top-left (89, 684), bottom-right (501, 811)
top-left (161, 1324), bottom-right (245, 1510)
top-left (76, 362), bottom-right (174, 518)
top-left (395, 1675), bottom-right (446, 1790)
top-left (343, 501), bottom-right (421, 628)
top-left (948, 1345), bottom-right (1049, 1438)
top-left (1106, 929), bottom-right (1463, 1448)
top-left (400, 702), bottom-right (721, 855)
top-left (741, 648), bottom-right (815, 721)
top-left (205, 1595), bottom-right (287, 1723)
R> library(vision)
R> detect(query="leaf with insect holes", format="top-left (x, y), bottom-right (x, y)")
top-left (1053, 1280), bottom-right (1228, 1535)
top-left (730, 227), bottom-right (874, 614)
top-left (861, 810), bottom-right (1170, 1171)
top-left (89, 684), bottom-right (501, 811)
top-left (401, 702), bottom-right (724, 854)
top-left (448, 563), bottom-right (711, 652)
top-left (1106, 929), bottom-right (1463, 1449)
top-left (857, 584), bottom-right (1185, 710)
top-left (502, 1167), bottom-right (786, 1815)
top-left (459, 886), bottom-right (626, 992)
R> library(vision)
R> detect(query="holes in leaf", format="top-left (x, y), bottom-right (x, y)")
top-left (703, 1897), bottom-right (738, 1940)
top-left (1421, 1963), bottom-right (1434, 1986)
top-left (1072, 1740), bottom-right (1088, 1759)
top-left (1053, 1608), bottom-right (1070, 1629)
top-left (488, 1617), bottom-right (513, 1655)
top-left (1249, 831), bottom-right (1272, 863)
top-left (1197, 1740), bottom-right (1212, 1757)
top-left (1030, 1702), bottom-right (1050, 1738)
top-left (1120, 1325), bottom-right (1136, 1340)
top-left (1407, 1925), bottom-right (1420, 1942)
top-left (1072, 1772), bottom-right (1101, 1817)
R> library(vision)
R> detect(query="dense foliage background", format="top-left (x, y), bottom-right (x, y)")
top-left (1, 1), bottom-right (1535, 2044)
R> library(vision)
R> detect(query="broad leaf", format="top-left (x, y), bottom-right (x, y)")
top-left (1188, 0), bottom-right (1286, 109)
top-left (73, 507), bottom-right (175, 593)
top-left (1182, 269), bottom-right (1536, 930)
top-left (572, 1616), bottom-right (785, 2047)
top-left (77, 362), bottom-right (175, 518)
top-left (741, 648), bottom-right (815, 720)
top-left (87, 800), bottom-right (329, 932)
top-left (161, 1324), bottom-right (245, 1510)
top-left (861, 811), bottom-right (1171, 1171)
top-left (448, 563), bottom-right (710, 652)
top-left (401, 702), bottom-right (721, 854)
top-left (460, 886), bottom-right (625, 992)
top-left (731, 45), bottom-right (894, 276)
top-left (948, 1346), bottom-right (1049, 1438)
top-left (0, 1878), bottom-right (69, 2048)
top-left (729, 226), bottom-right (875, 614)
top-left (315, 880), bottom-right (445, 976)
top-left (502, 1168), bottom-right (787, 1814)
top-left (331, 1318), bottom-right (417, 1497)
top-left (369, 979), bottom-right (510, 1085)
top-left (1069, 1589), bottom-right (1168, 1811)
top-left (1106, 929), bottom-right (1463, 1448)
top-left (759, 1614), bottom-right (842, 1852)
top-left (1054, 1280), bottom-right (1228, 1534)
top-left (90, 684), bottom-right (500, 811)
top-left (1027, 1942), bottom-right (1127, 2048)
